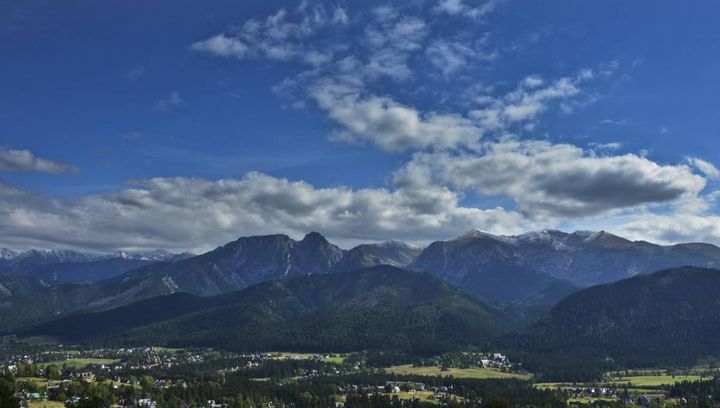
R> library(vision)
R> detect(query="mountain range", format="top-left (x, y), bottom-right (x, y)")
top-left (23, 264), bottom-right (720, 374)
top-left (4, 229), bottom-right (720, 336)
top-left (0, 248), bottom-right (191, 283)
top-left (7, 228), bottom-right (720, 377)
top-left (420, 229), bottom-right (720, 288)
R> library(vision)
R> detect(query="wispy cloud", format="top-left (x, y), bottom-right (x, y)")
top-left (123, 131), bottom-right (144, 141)
top-left (156, 91), bottom-right (184, 111)
top-left (688, 156), bottom-right (720, 180)
top-left (598, 119), bottom-right (627, 126)
top-left (191, 4), bottom-right (348, 66)
top-left (433, 0), bottom-right (503, 19)
top-left (362, 9), bottom-right (428, 81)
top-left (125, 65), bottom-right (145, 80)
top-left (425, 37), bottom-right (496, 77)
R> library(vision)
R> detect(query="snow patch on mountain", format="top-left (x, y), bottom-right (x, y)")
top-left (0, 248), bottom-right (19, 260)
top-left (117, 249), bottom-right (181, 262)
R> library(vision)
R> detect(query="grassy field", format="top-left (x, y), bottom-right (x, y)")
top-left (537, 374), bottom-right (705, 390)
top-left (271, 352), bottom-right (346, 364)
top-left (37, 358), bottom-right (118, 369)
top-left (534, 383), bottom-right (577, 390)
top-left (385, 364), bottom-right (532, 380)
top-left (29, 401), bottom-right (65, 408)
top-left (17, 377), bottom-right (49, 384)
top-left (568, 397), bottom-right (617, 404)
top-left (607, 374), bottom-right (703, 387)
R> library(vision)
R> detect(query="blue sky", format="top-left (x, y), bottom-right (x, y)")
top-left (1, 0), bottom-right (720, 252)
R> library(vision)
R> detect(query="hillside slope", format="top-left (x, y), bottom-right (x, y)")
top-left (517, 267), bottom-right (720, 367)
top-left (26, 266), bottom-right (512, 353)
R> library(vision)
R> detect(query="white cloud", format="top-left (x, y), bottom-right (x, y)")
top-left (176, 2), bottom-right (720, 249)
top-left (399, 140), bottom-right (707, 218)
top-left (589, 142), bottom-right (622, 150)
top-left (191, 35), bottom-right (249, 59)
top-left (598, 119), bottom-right (627, 126)
top-left (469, 72), bottom-right (589, 132)
top-left (279, 63), bottom-right (595, 152)
top-left (611, 211), bottom-right (720, 246)
top-left (190, 4), bottom-right (346, 66)
top-left (0, 173), bottom-right (527, 252)
top-left (305, 61), bottom-right (482, 151)
top-left (363, 12), bottom-right (429, 81)
top-left (195, 4), bottom-right (592, 153)
top-left (0, 148), bottom-right (78, 174)
top-left (687, 157), bottom-right (720, 180)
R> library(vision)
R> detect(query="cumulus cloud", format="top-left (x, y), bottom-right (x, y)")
top-left (0, 148), bottom-right (78, 174)
top-left (0, 173), bottom-right (527, 252)
top-left (399, 140), bottom-right (707, 217)
top-left (169, 2), bottom-right (720, 250)
top-left (609, 204), bottom-right (720, 246)
top-left (306, 63), bottom-right (482, 151)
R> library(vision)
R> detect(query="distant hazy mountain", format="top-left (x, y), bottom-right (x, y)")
top-left (9, 249), bottom-right (107, 266)
top-left (0, 248), bottom-right (188, 283)
top-left (412, 229), bottom-right (720, 291)
top-left (516, 266), bottom-right (720, 368)
top-left (409, 230), bottom-right (579, 303)
top-left (116, 249), bottom-right (193, 262)
top-left (26, 266), bottom-right (512, 353)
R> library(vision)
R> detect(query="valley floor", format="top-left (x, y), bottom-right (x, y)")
top-left (4, 343), bottom-right (720, 408)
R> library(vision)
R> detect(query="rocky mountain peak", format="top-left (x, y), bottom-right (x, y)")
top-left (300, 231), bottom-right (330, 244)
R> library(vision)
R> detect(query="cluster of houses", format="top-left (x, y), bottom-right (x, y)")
top-left (336, 381), bottom-right (458, 401)
top-left (11, 391), bottom-right (46, 408)
top-left (408, 351), bottom-right (522, 374)
top-left (566, 386), bottom-right (618, 399)
top-left (478, 353), bottom-right (511, 369)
